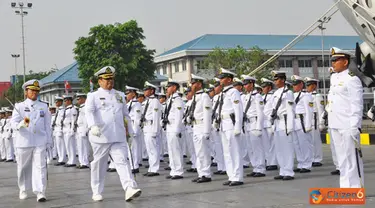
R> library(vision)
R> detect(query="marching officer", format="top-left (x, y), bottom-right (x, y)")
top-left (260, 78), bottom-right (278, 171)
top-left (158, 92), bottom-right (168, 160)
top-left (137, 92), bottom-right (148, 165)
top-left (85, 66), bottom-right (141, 202)
top-left (189, 74), bottom-right (213, 183)
top-left (75, 93), bottom-right (90, 169)
top-left (215, 68), bottom-right (244, 186)
top-left (328, 47), bottom-right (364, 188)
top-left (62, 95), bottom-right (78, 167)
top-left (304, 77), bottom-right (324, 167)
top-left (142, 81), bottom-right (162, 177)
top-left (291, 75), bottom-right (314, 173)
top-left (11, 79), bottom-right (52, 202)
top-left (49, 106), bottom-right (57, 161)
top-left (241, 75), bottom-right (266, 177)
top-left (54, 97), bottom-right (66, 166)
top-left (164, 79), bottom-right (185, 180)
top-left (183, 87), bottom-right (197, 173)
top-left (270, 71), bottom-right (295, 181)
top-left (211, 78), bottom-right (226, 175)
top-left (0, 110), bottom-right (6, 161)
top-left (125, 86), bottom-right (143, 173)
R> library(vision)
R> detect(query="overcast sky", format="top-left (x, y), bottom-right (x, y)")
top-left (0, 0), bottom-right (357, 82)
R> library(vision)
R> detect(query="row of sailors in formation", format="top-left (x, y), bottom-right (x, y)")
top-left (0, 72), bottom-right (328, 184)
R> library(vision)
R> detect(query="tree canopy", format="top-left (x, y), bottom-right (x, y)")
top-left (73, 20), bottom-right (156, 92)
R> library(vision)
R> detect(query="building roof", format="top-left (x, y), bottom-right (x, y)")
top-left (153, 73), bottom-right (168, 82)
top-left (156, 34), bottom-right (362, 57)
top-left (40, 62), bottom-right (81, 85)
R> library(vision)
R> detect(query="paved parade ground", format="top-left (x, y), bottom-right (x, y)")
top-left (0, 145), bottom-right (374, 208)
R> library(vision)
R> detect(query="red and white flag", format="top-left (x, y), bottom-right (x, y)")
top-left (64, 80), bottom-right (71, 94)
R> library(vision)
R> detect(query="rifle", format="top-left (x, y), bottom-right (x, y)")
top-left (270, 86), bottom-right (287, 125)
top-left (242, 93), bottom-right (253, 133)
top-left (60, 109), bottom-right (66, 131)
top-left (73, 106), bottom-right (80, 132)
top-left (215, 85), bottom-right (225, 129)
top-left (1, 119), bottom-right (6, 134)
top-left (187, 95), bottom-right (197, 125)
top-left (140, 100), bottom-right (150, 129)
top-left (162, 99), bottom-right (173, 130)
top-left (211, 95), bottom-right (221, 122)
top-left (322, 110), bottom-right (328, 126)
top-left (52, 109), bottom-right (59, 131)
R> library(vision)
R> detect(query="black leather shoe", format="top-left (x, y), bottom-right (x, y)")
top-left (219, 171), bottom-right (227, 175)
top-left (145, 165), bottom-right (150, 168)
top-left (54, 162), bottom-right (65, 166)
top-left (283, 176), bottom-right (294, 180)
top-left (331, 170), bottom-right (340, 175)
top-left (160, 160), bottom-right (164, 162)
top-left (147, 172), bottom-right (160, 177)
top-left (163, 154), bottom-right (169, 157)
top-left (229, 181), bottom-right (244, 186)
top-left (211, 162), bottom-right (217, 167)
top-left (5, 159), bottom-right (14, 162)
top-left (164, 167), bottom-right (171, 170)
top-left (223, 181), bottom-right (231, 186)
top-left (312, 162), bottom-right (323, 167)
top-left (171, 175), bottom-right (184, 180)
top-left (197, 176), bottom-right (211, 183)
top-left (166, 175), bottom-right (172, 179)
top-left (266, 165), bottom-right (278, 171)
top-left (64, 164), bottom-right (76, 167)
top-left (247, 172), bottom-right (256, 177)
top-left (192, 177), bottom-right (200, 182)
top-left (192, 168), bottom-right (197, 173)
top-left (138, 163), bottom-right (143, 167)
top-left (78, 165), bottom-right (89, 169)
top-left (53, 157), bottom-right (57, 160)
top-left (300, 168), bottom-right (311, 173)
top-left (293, 168), bottom-right (301, 172)
top-left (107, 168), bottom-right (116, 172)
top-left (186, 168), bottom-right (195, 172)
top-left (142, 158), bottom-right (148, 162)
top-left (213, 171), bottom-right (222, 175)
top-left (0, 159), bottom-right (6, 162)
top-left (183, 155), bottom-right (187, 158)
top-left (132, 168), bottom-right (139, 173)
top-left (274, 175), bottom-right (283, 180)
top-left (186, 161), bottom-right (192, 165)
top-left (253, 173), bottom-right (266, 177)
top-left (143, 172), bottom-right (149, 176)
top-left (243, 165), bottom-right (250, 169)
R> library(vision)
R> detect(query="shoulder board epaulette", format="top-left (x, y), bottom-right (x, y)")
top-left (348, 71), bottom-right (355, 77)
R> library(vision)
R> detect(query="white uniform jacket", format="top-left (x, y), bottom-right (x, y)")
top-left (262, 91), bottom-right (274, 128)
top-left (219, 85), bottom-right (243, 132)
top-left (127, 99), bottom-right (142, 136)
top-left (166, 93), bottom-right (184, 134)
top-left (192, 90), bottom-right (212, 134)
top-left (76, 104), bottom-right (88, 137)
top-left (328, 69), bottom-right (363, 129)
top-left (11, 99), bottom-right (52, 148)
top-left (85, 88), bottom-right (133, 143)
top-left (244, 90), bottom-right (264, 131)
top-left (141, 94), bottom-right (161, 135)
top-left (272, 87), bottom-right (295, 132)
top-left (62, 104), bottom-right (78, 136)
top-left (293, 91), bottom-right (313, 131)
top-left (311, 92), bottom-right (324, 130)
top-left (54, 106), bottom-right (65, 137)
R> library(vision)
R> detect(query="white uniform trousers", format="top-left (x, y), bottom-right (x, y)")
top-left (311, 128), bottom-right (323, 163)
top-left (5, 137), bottom-right (14, 160)
top-left (0, 137), bottom-right (6, 160)
top-left (293, 130), bottom-right (313, 169)
top-left (140, 130), bottom-right (148, 160)
top-left (185, 127), bottom-right (196, 168)
top-left (63, 132), bottom-right (77, 165)
top-left (241, 133), bottom-right (251, 166)
top-left (274, 130), bottom-right (295, 177)
top-left (76, 134), bottom-right (90, 166)
top-left (211, 130), bottom-right (225, 171)
top-left (264, 129), bottom-right (277, 166)
top-left (90, 142), bottom-right (137, 195)
top-left (161, 130), bottom-right (168, 155)
top-left (55, 133), bottom-right (66, 163)
top-left (330, 129), bottom-right (364, 188)
top-left (246, 130), bottom-right (266, 174)
top-left (166, 132), bottom-right (184, 176)
top-left (328, 129), bottom-right (339, 170)
top-left (17, 146), bottom-right (47, 194)
top-left (128, 135), bottom-right (140, 170)
top-left (181, 131), bottom-right (187, 156)
top-left (221, 130), bottom-right (243, 182)
top-left (52, 135), bottom-right (57, 159)
top-left (143, 132), bottom-right (160, 173)
top-left (193, 132), bottom-right (211, 178)
top-left (261, 130), bottom-right (271, 167)
top-left (158, 133), bottom-right (164, 161)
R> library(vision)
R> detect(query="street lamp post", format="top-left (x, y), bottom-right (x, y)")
top-left (318, 16), bottom-right (331, 105)
top-left (11, 54), bottom-right (20, 103)
top-left (11, 2), bottom-right (32, 84)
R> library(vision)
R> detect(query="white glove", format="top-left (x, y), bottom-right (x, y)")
top-left (251, 129), bottom-right (262, 137)
top-left (151, 132), bottom-right (157, 138)
top-left (17, 120), bottom-right (27, 130)
top-left (127, 135), bottom-right (133, 146)
top-left (286, 129), bottom-right (292, 135)
top-left (203, 133), bottom-right (210, 140)
top-left (90, 125), bottom-right (101, 137)
top-left (212, 122), bottom-right (219, 130)
top-left (318, 124), bottom-right (325, 131)
top-left (305, 128), bottom-right (312, 133)
top-left (233, 130), bottom-right (241, 137)
top-left (266, 127), bottom-right (274, 135)
top-left (351, 128), bottom-right (360, 138)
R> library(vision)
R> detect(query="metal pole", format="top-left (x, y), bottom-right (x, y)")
top-left (20, 5), bottom-right (26, 84)
top-left (14, 57), bottom-right (18, 103)
top-left (320, 23), bottom-right (327, 105)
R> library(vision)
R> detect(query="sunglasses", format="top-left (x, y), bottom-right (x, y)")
top-left (331, 57), bottom-right (345, 62)
top-left (101, 77), bottom-right (114, 81)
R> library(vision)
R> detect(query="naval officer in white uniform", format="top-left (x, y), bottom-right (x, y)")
top-left (85, 66), bottom-right (141, 202)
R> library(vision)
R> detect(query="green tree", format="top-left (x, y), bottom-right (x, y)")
top-left (1, 69), bottom-right (56, 106)
top-left (73, 20), bottom-right (156, 92)
top-left (204, 46), bottom-right (274, 81)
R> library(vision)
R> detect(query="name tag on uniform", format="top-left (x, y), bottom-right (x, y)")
top-left (100, 97), bottom-right (106, 100)
top-left (40, 111), bottom-right (45, 117)
top-left (24, 107), bottom-right (30, 112)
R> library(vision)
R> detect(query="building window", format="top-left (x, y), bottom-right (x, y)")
top-left (174, 62), bottom-right (179, 73)
top-left (162, 65), bottom-right (167, 75)
top-left (182, 60), bottom-right (187, 71)
top-left (298, 60), bottom-right (312, 68)
top-left (317, 60), bottom-right (330, 67)
top-left (285, 60), bottom-right (293, 68)
top-left (196, 60), bottom-right (205, 70)
top-left (278, 60), bottom-right (285, 68)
